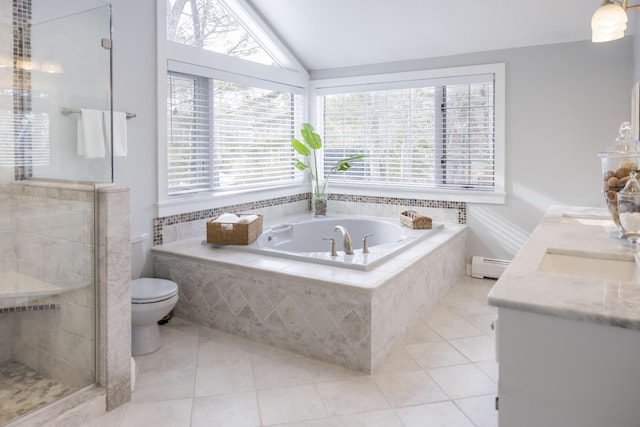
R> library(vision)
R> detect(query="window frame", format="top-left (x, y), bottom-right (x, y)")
top-left (309, 64), bottom-right (506, 204)
top-left (157, 0), bottom-right (310, 217)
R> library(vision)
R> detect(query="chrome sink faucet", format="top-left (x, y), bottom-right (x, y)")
top-left (334, 225), bottom-right (354, 255)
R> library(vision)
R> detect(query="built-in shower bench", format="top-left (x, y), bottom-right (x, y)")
top-left (0, 271), bottom-right (63, 311)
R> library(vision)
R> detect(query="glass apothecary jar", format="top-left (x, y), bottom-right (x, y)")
top-left (618, 171), bottom-right (640, 245)
top-left (599, 122), bottom-right (640, 237)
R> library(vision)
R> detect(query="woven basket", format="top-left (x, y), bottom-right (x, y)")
top-left (400, 210), bottom-right (432, 229)
top-left (206, 214), bottom-right (263, 245)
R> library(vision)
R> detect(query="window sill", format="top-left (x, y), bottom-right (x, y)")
top-left (157, 182), bottom-right (506, 218)
top-left (157, 184), bottom-right (308, 218)
top-left (330, 183), bottom-right (506, 205)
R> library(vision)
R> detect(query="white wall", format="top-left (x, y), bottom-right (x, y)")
top-left (110, 0), bottom-right (157, 274)
top-left (635, 14), bottom-right (640, 82)
top-left (108, 0), bottom-right (634, 263)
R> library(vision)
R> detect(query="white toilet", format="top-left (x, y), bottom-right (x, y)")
top-left (131, 234), bottom-right (179, 356)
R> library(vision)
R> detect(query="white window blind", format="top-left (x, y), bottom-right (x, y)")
top-left (167, 71), bottom-right (304, 196)
top-left (320, 74), bottom-right (495, 190)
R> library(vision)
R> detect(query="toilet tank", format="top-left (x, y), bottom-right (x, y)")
top-left (131, 233), bottom-right (150, 279)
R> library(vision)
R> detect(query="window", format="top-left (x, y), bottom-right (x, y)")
top-left (313, 64), bottom-right (504, 199)
top-left (167, 70), bottom-right (304, 196)
top-left (167, 0), bottom-right (280, 67)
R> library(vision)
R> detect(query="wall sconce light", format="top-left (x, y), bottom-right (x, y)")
top-left (17, 57), bottom-right (40, 71)
top-left (0, 52), bottom-right (11, 68)
top-left (592, 0), bottom-right (640, 42)
top-left (41, 60), bottom-right (64, 74)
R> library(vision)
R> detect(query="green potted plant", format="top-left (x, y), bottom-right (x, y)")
top-left (292, 123), bottom-right (365, 216)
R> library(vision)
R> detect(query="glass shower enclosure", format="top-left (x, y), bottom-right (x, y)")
top-left (0, 0), bottom-right (112, 423)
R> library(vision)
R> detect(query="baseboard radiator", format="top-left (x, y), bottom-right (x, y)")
top-left (471, 256), bottom-right (510, 279)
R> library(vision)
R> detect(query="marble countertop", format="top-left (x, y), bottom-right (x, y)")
top-left (488, 206), bottom-right (640, 330)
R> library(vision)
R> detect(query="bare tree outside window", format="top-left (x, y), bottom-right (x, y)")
top-left (167, 0), bottom-right (277, 66)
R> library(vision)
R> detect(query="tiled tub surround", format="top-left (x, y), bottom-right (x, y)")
top-left (153, 223), bottom-right (467, 372)
top-left (0, 181), bottom-right (132, 425)
top-left (154, 193), bottom-right (466, 246)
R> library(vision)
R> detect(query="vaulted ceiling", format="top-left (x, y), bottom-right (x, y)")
top-left (247, 0), bottom-right (623, 71)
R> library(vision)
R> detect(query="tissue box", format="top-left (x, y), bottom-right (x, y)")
top-left (206, 214), bottom-right (263, 245)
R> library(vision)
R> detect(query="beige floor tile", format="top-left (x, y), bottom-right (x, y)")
top-left (426, 316), bottom-right (485, 340)
top-left (396, 401), bottom-right (475, 427)
top-left (466, 313), bottom-right (497, 335)
top-left (316, 377), bottom-right (390, 417)
top-left (427, 363), bottom-right (497, 399)
top-left (159, 318), bottom-right (201, 349)
top-left (120, 398), bottom-right (192, 427)
top-left (475, 360), bottom-right (499, 383)
top-left (268, 419), bottom-right (333, 427)
top-left (253, 356), bottom-right (314, 389)
top-left (257, 384), bottom-right (328, 425)
top-left (249, 340), bottom-right (299, 362)
top-left (442, 295), bottom-right (496, 317)
top-left (306, 357), bottom-right (367, 382)
top-left (331, 409), bottom-right (404, 426)
top-left (373, 370), bottom-right (448, 407)
top-left (371, 346), bottom-right (422, 375)
top-left (455, 394), bottom-right (498, 427)
top-left (84, 403), bottom-right (126, 427)
top-left (197, 338), bottom-right (253, 367)
top-left (405, 340), bottom-right (469, 369)
top-left (195, 362), bottom-right (255, 397)
top-left (402, 322), bottom-right (444, 345)
top-left (139, 345), bottom-right (198, 374)
top-left (448, 335), bottom-right (496, 362)
top-left (131, 366), bottom-right (195, 403)
top-left (191, 391), bottom-right (260, 427)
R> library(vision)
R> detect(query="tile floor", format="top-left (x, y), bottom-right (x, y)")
top-left (89, 276), bottom-right (498, 427)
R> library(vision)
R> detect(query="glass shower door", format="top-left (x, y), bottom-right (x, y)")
top-left (0, 1), bottom-right (112, 423)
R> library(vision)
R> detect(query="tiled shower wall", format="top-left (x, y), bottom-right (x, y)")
top-left (1, 182), bottom-right (96, 389)
top-left (0, 182), bottom-right (132, 411)
top-left (154, 193), bottom-right (467, 246)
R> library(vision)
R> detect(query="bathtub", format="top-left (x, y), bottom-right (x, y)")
top-left (154, 219), bottom-right (467, 372)
top-left (208, 215), bottom-right (443, 271)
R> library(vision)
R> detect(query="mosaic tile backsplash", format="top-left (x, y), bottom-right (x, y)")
top-left (154, 193), bottom-right (466, 246)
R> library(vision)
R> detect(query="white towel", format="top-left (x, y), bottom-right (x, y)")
top-left (104, 111), bottom-right (128, 157)
top-left (213, 213), bottom-right (239, 223)
top-left (237, 215), bottom-right (258, 224)
top-left (77, 109), bottom-right (106, 158)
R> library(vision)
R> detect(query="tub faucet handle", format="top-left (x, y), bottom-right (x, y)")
top-left (322, 237), bottom-right (338, 257)
top-left (362, 233), bottom-right (375, 254)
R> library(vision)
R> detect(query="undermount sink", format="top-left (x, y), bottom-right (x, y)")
top-left (539, 249), bottom-right (639, 282)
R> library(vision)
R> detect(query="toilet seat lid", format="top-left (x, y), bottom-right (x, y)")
top-left (132, 278), bottom-right (178, 302)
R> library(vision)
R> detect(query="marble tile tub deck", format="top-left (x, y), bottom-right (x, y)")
top-left (153, 224), bottom-right (467, 373)
top-left (89, 276), bottom-right (498, 427)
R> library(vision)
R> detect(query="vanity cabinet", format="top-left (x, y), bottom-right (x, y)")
top-left (496, 307), bottom-right (640, 427)
top-left (489, 206), bottom-right (640, 427)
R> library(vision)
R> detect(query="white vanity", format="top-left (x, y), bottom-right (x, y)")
top-left (488, 206), bottom-right (640, 427)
